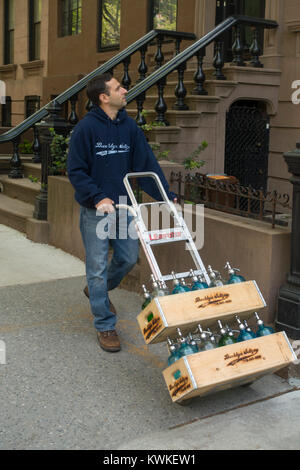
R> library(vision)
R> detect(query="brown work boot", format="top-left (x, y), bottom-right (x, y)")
top-left (83, 285), bottom-right (117, 315)
top-left (97, 330), bottom-right (121, 352)
top-left (83, 285), bottom-right (89, 298)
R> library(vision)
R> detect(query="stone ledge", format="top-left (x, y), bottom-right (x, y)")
top-left (21, 60), bottom-right (44, 70)
top-left (286, 19), bottom-right (300, 33)
top-left (26, 218), bottom-right (50, 244)
top-left (0, 64), bottom-right (17, 80)
top-left (21, 60), bottom-right (44, 77)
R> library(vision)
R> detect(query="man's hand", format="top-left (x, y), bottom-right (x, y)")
top-left (95, 198), bottom-right (115, 213)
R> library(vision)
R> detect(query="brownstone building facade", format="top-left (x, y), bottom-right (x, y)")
top-left (0, 0), bottom-right (300, 198)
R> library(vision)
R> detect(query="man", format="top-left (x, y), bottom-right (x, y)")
top-left (67, 73), bottom-right (176, 353)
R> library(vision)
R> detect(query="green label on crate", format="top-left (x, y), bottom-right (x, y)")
top-left (147, 312), bottom-right (154, 323)
top-left (143, 315), bottom-right (163, 340)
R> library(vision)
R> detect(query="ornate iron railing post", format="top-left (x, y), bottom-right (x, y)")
top-left (276, 143), bottom-right (300, 339)
top-left (250, 27), bottom-right (263, 68)
top-left (231, 26), bottom-right (245, 67)
top-left (9, 136), bottom-right (22, 178)
top-left (69, 93), bottom-right (79, 125)
top-left (32, 124), bottom-right (42, 163)
top-left (193, 48), bottom-right (208, 95)
top-left (33, 101), bottom-right (73, 221)
top-left (213, 42), bottom-right (226, 80)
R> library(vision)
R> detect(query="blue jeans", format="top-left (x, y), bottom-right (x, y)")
top-left (80, 207), bottom-right (139, 332)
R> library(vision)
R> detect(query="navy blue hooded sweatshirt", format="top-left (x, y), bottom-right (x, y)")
top-left (67, 105), bottom-right (176, 208)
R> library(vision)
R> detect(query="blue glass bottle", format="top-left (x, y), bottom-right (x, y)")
top-left (197, 273), bottom-right (209, 289)
top-left (171, 272), bottom-right (186, 295)
top-left (235, 316), bottom-right (255, 342)
top-left (254, 312), bottom-right (274, 337)
top-left (244, 320), bottom-right (256, 338)
top-left (167, 337), bottom-right (182, 366)
top-left (180, 278), bottom-right (191, 292)
top-left (189, 269), bottom-right (208, 290)
top-left (177, 328), bottom-right (197, 357)
top-left (224, 262), bottom-right (246, 284)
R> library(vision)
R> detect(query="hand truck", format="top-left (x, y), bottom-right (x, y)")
top-left (116, 172), bottom-right (211, 286)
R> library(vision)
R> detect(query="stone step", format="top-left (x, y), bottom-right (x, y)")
top-left (0, 175), bottom-right (40, 206)
top-left (127, 93), bottom-right (220, 112)
top-left (0, 193), bottom-right (34, 233)
top-left (22, 162), bottom-right (42, 180)
top-left (0, 155), bottom-right (35, 175)
top-left (127, 108), bottom-right (203, 128)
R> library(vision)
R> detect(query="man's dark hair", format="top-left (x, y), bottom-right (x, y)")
top-left (86, 73), bottom-right (112, 106)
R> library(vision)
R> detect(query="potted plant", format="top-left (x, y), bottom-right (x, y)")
top-left (49, 127), bottom-right (71, 176)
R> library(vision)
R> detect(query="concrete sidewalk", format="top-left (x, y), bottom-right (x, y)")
top-left (0, 224), bottom-right (85, 287)
top-left (117, 389), bottom-right (300, 450)
top-left (0, 225), bottom-right (299, 450)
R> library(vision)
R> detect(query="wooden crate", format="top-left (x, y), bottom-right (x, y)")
top-left (137, 281), bottom-right (266, 344)
top-left (162, 332), bottom-right (297, 403)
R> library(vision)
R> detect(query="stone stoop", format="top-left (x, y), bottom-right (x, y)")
top-left (0, 154), bottom-right (34, 174)
top-left (0, 161), bottom-right (49, 243)
top-left (127, 65), bottom-right (281, 168)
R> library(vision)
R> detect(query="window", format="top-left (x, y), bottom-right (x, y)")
top-left (60, 0), bottom-right (82, 37)
top-left (29, 0), bottom-right (42, 61)
top-left (150, 0), bottom-right (177, 31)
top-left (25, 96), bottom-right (40, 118)
top-left (4, 0), bottom-right (14, 64)
top-left (240, 0), bottom-right (265, 49)
top-left (99, 0), bottom-right (121, 50)
top-left (2, 97), bottom-right (12, 127)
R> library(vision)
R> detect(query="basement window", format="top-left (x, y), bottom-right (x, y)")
top-left (25, 96), bottom-right (40, 118)
top-left (98, 0), bottom-right (121, 51)
top-left (1, 97), bottom-right (12, 127)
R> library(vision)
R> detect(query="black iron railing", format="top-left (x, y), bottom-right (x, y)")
top-left (171, 172), bottom-right (292, 229)
top-left (0, 29), bottom-right (196, 145)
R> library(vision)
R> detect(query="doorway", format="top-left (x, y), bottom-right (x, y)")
top-left (224, 100), bottom-right (270, 191)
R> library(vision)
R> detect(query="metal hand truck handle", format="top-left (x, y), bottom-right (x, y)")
top-left (118, 172), bottom-right (210, 286)
top-left (123, 172), bottom-right (172, 208)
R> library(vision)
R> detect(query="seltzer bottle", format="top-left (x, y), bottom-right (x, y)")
top-left (235, 316), bottom-right (255, 342)
top-left (141, 284), bottom-right (152, 310)
top-left (217, 320), bottom-right (236, 347)
top-left (254, 312), bottom-right (274, 337)
top-left (224, 261), bottom-right (246, 284)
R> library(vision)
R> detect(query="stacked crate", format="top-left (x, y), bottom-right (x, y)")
top-left (137, 281), bottom-right (297, 403)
